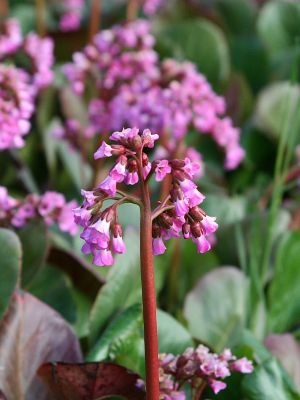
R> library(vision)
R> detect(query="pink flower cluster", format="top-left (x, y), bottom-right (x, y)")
top-left (0, 186), bottom-right (78, 235)
top-left (0, 19), bottom-right (54, 150)
top-left (59, 0), bottom-right (85, 32)
top-left (74, 127), bottom-right (217, 266)
top-left (0, 19), bottom-right (22, 58)
top-left (159, 345), bottom-right (253, 399)
top-left (0, 65), bottom-right (35, 149)
top-left (142, 0), bottom-right (165, 15)
top-left (62, 20), bottom-right (244, 170)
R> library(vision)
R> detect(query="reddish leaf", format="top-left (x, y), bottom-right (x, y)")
top-left (0, 391), bottom-right (7, 400)
top-left (265, 333), bottom-right (300, 391)
top-left (0, 291), bottom-right (83, 400)
top-left (38, 362), bottom-right (146, 400)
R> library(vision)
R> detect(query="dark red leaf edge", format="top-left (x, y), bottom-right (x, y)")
top-left (38, 362), bottom-right (146, 400)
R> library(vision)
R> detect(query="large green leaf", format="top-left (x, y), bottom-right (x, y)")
top-left (265, 334), bottom-right (300, 391)
top-left (184, 267), bottom-right (249, 351)
top-left (157, 309), bottom-right (193, 354)
top-left (255, 81), bottom-right (300, 142)
top-left (87, 304), bottom-right (142, 362)
top-left (89, 230), bottom-right (141, 345)
top-left (258, 1), bottom-right (300, 54)
top-left (156, 19), bottom-right (230, 86)
top-left (268, 232), bottom-right (300, 332)
top-left (0, 229), bottom-right (22, 320)
top-left (18, 220), bottom-right (49, 288)
top-left (28, 264), bottom-right (77, 323)
top-left (242, 358), bottom-right (300, 400)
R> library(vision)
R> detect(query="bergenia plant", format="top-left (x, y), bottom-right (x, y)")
top-left (158, 346), bottom-right (253, 399)
top-left (74, 127), bottom-right (218, 399)
top-left (61, 20), bottom-right (244, 171)
top-left (0, 18), bottom-right (54, 150)
top-left (0, 186), bottom-right (78, 236)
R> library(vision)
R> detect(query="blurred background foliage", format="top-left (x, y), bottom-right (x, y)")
top-left (1, 0), bottom-right (300, 398)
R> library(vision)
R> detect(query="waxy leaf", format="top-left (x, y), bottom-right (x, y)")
top-left (265, 334), bottom-right (300, 391)
top-left (0, 229), bottom-right (21, 320)
top-left (157, 19), bottom-right (230, 87)
top-left (157, 309), bottom-right (193, 355)
top-left (0, 291), bottom-right (82, 400)
top-left (38, 362), bottom-right (146, 400)
top-left (268, 232), bottom-right (300, 332)
top-left (242, 358), bottom-right (300, 400)
top-left (89, 230), bottom-right (141, 345)
top-left (184, 267), bottom-right (249, 351)
top-left (18, 220), bottom-right (49, 287)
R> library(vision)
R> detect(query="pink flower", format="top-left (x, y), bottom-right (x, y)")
top-left (175, 198), bottom-right (189, 217)
top-left (201, 215), bottom-right (218, 235)
top-left (109, 156), bottom-right (127, 182)
top-left (231, 358), bottom-right (254, 374)
top-left (142, 128), bottom-right (159, 148)
top-left (124, 171), bottom-right (139, 185)
top-left (209, 379), bottom-right (227, 394)
top-left (143, 161), bottom-right (152, 179)
top-left (58, 200), bottom-right (78, 235)
top-left (152, 237), bottom-right (166, 255)
top-left (73, 206), bottom-right (92, 226)
top-left (99, 176), bottom-right (117, 196)
top-left (192, 235), bottom-right (211, 253)
top-left (112, 234), bottom-right (126, 254)
top-left (155, 160), bottom-right (171, 182)
top-left (93, 249), bottom-right (114, 266)
top-left (94, 141), bottom-right (113, 159)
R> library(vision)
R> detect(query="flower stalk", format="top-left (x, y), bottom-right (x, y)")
top-left (138, 153), bottom-right (160, 400)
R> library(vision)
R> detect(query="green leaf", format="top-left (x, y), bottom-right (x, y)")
top-left (71, 289), bottom-right (92, 338)
top-left (258, 1), bottom-right (300, 54)
top-left (157, 309), bottom-right (193, 354)
top-left (0, 229), bottom-right (22, 320)
top-left (184, 267), bottom-right (249, 351)
top-left (28, 264), bottom-right (77, 323)
top-left (18, 220), bottom-right (49, 288)
top-left (242, 358), bottom-right (300, 400)
top-left (268, 232), bottom-right (300, 332)
top-left (87, 304), bottom-right (142, 362)
top-left (265, 334), bottom-right (300, 391)
top-left (57, 140), bottom-right (92, 190)
top-left (156, 19), bottom-right (230, 87)
top-left (255, 81), bottom-right (300, 142)
top-left (89, 230), bottom-right (141, 345)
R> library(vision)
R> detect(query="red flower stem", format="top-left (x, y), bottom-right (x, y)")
top-left (127, 0), bottom-right (140, 21)
top-left (138, 155), bottom-right (160, 400)
top-left (89, 0), bottom-right (101, 42)
top-left (195, 382), bottom-right (206, 400)
top-left (0, 0), bottom-right (9, 17)
top-left (35, 0), bottom-right (47, 36)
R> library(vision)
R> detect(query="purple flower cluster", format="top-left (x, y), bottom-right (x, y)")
top-left (0, 65), bottom-right (35, 149)
top-left (0, 19), bottom-right (54, 150)
top-left (59, 0), bottom-right (85, 32)
top-left (74, 127), bottom-right (217, 266)
top-left (142, 0), bottom-right (165, 15)
top-left (159, 345), bottom-right (253, 399)
top-left (0, 18), bottom-right (22, 58)
top-left (0, 186), bottom-right (78, 235)
top-left (62, 20), bottom-right (244, 170)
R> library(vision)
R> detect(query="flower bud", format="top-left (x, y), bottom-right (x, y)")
top-left (182, 223), bottom-right (191, 239)
top-left (189, 206), bottom-right (204, 222)
top-left (190, 222), bottom-right (202, 238)
top-left (152, 222), bottom-right (161, 238)
top-left (159, 213), bottom-right (173, 229)
top-left (127, 159), bottom-right (138, 172)
top-left (169, 159), bottom-right (186, 169)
